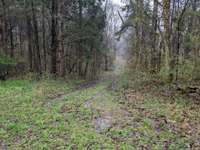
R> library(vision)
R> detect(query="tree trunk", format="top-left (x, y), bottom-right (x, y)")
top-left (26, 15), bottom-right (33, 71)
top-left (19, 27), bottom-right (23, 56)
top-left (191, 0), bottom-right (199, 79)
top-left (1, 0), bottom-right (8, 54)
top-left (151, 0), bottom-right (158, 72)
top-left (42, 0), bottom-right (47, 71)
top-left (163, 0), bottom-right (172, 81)
top-left (51, 0), bottom-right (58, 74)
top-left (31, 0), bottom-right (41, 73)
top-left (78, 0), bottom-right (83, 76)
top-left (9, 22), bottom-right (14, 58)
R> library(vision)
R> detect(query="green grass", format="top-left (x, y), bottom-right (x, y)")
top-left (114, 73), bottom-right (200, 149)
top-left (0, 79), bottom-right (71, 149)
top-left (0, 79), bottom-right (117, 149)
top-left (1, 75), bottom-right (200, 149)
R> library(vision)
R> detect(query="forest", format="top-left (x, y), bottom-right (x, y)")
top-left (0, 0), bottom-right (200, 149)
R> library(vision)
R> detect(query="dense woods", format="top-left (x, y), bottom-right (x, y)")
top-left (0, 0), bottom-right (199, 81)
top-left (0, 0), bottom-right (115, 78)
top-left (118, 0), bottom-right (200, 82)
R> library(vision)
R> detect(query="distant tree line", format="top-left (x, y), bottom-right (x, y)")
top-left (0, 0), bottom-right (114, 78)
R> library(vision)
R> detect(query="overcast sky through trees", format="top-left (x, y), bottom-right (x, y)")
top-left (112, 0), bottom-right (123, 5)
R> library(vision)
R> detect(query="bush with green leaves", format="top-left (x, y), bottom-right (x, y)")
top-left (0, 55), bottom-right (16, 80)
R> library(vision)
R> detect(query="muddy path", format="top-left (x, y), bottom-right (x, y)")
top-left (42, 75), bottom-right (116, 105)
top-left (53, 74), bottom-right (122, 132)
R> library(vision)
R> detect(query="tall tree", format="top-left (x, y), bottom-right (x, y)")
top-left (51, 0), bottom-right (58, 74)
top-left (163, 0), bottom-right (172, 80)
top-left (151, 0), bottom-right (159, 72)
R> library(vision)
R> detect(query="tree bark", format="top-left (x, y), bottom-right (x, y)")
top-left (42, 0), bottom-right (47, 71)
top-left (26, 15), bottom-right (33, 71)
top-left (31, 0), bottom-right (42, 73)
top-left (151, 0), bottom-right (159, 72)
top-left (1, 0), bottom-right (8, 54)
top-left (9, 22), bottom-right (14, 58)
top-left (51, 0), bottom-right (58, 74)
top-left (163, 0), bottom-right (172, 81)
top-left (78, 0), bottom-right (83, 76)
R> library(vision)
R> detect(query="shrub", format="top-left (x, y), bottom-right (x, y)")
top-left (0, 55), bottom-right (16, 80)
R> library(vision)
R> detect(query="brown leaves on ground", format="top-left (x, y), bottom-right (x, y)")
top-left (123, 89), bottom-right (144, 102)
top-left (60, 105), bottom-right (72, 113)
top-left (118, 79), bottom-right (200, 149)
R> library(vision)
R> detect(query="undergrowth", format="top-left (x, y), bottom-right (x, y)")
top-left (0, 72), bottom-right (200, 149)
